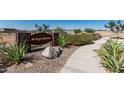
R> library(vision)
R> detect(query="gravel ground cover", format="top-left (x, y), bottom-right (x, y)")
top-left (5, 46), bottom-right (79, 73)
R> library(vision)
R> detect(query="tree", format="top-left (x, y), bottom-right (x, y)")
top-left (35, 24), bottom-right (50, 32)
top-left (35, 24), bottom-right (42, 31)
top-left (42, 24), bottom-right (50, 32)
top-left (104, 25), bottom-right (108, 31)
top-left (104, 21), bottom-right (115, 32)
top-left (120, 24), bottom-right (124, 31)
top-left (118, 20), bottom-right (124, 31)
top-left (115, 24), bottom-right (120, 38)
top-left (105, 20), bottom-right (123, 38)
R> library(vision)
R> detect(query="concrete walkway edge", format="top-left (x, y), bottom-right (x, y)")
top-left (61, 37), bottom-right (109, 73)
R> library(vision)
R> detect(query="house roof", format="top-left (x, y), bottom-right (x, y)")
top-left (0, 28), bottom-right (29, 33)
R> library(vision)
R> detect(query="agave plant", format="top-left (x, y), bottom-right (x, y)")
top-left (103, 54), bottom-right (124, 72)
top-left (58, 35), bottom-right (69, 48)
top-left (96, 39), bottom-right (124, 72)
top-left (0, 42), bottom-right (27, 64)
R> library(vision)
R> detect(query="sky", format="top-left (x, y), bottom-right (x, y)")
top-left (0, 20), bottom-right (124, 30)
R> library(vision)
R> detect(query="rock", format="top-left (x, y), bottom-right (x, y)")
top-left (41, 46), bottom-right (52, 58)
top-left (41, 46), bottom-right (60, 59)
top-left (0, 68), bottom-right (6, 73)
top-left (51, 46), bottom-right (60, 58)
top-left (52, 46), bottom-right (60, 54)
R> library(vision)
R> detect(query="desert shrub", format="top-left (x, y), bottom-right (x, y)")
top-left (74, 29), bottom-right (82, 34)
top-left (0, 36), bottom-right (7, 47)
top-left (0, 42), bottom-right (27, 64)
top-left (0, 52), bottom-right (7, 62)
top-left (0, 42), bottom-right (6, 48)
top-left (90, 33), bottom-right (102, 40)
top-left (0, 37), bottom-right (6, 46)
top-left (0, 52), bottom-right (10, 72)
top-left (54, 27), bottom-right (68, 36)
top-left (58, 35), bottom-right (69, 48)
top-left (96, 39), bottom-right (124, 73)
top-left (84, 28), bottom-right (95, 33)
top-left (68, 33), bottom-right (93, 46)
top-left (54, 27), bottom-right (64, 33)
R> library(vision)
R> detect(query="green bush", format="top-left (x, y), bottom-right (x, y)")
top-left (0, 42), bottom-right (27, 64)
top-left (84, 28), bottom-right (95, 33)
top-left (0, 42), bottom-right (6, 48)
top-left (54, 27), bottom-right (68, 36)
top-left (54, 27), bottom-right (64, 33)
top-left (68, 34), bottom-right (93, 46)
top-left (96, 39), bottom-right (124, 72)
top-left (74, 29), bottom-right (82, 34)
top-left (90, 33), bottom-right (102, 40)
top-left (58, 35), bottom-right (69, 48)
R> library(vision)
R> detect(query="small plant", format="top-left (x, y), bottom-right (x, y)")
top-left (84, 28), bottom-right (95, 33)
top-left (96, 39), bottom-right (124, 72)
top-left (0, 42), bottom-right (27, 64)
top-left (58, 35), bottom-right (69, 48)
top-left (74, 29), bottom-right (82, 34)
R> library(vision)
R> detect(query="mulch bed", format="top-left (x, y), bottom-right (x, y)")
top-left (4, 46), bottom-right (79, 73)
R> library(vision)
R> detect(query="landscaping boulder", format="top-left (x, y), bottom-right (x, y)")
top-left (41, 46), bottom-right (60, 59)
top-left (41, 46), bottom-right (52, 58)
top-left (51, 46), bottom-right (60, 58)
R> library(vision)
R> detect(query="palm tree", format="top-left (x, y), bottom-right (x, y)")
top-left (117, 20), bottom-right (124, 32)
top-left (120, 24), bottom-right (124, 31)
top-left (107, 21), bottom-right (115, 32)
top-left (104, 25), bottom-right (108, 31)
top-left (42, 24), bottom-right (50, 32)
top-left (117, 20), bottom-right (121, 25)
top-left (35, 24), bottom-right (42, 31)
top-left (115, 24), bottom-right (120, 38)
top-left (116, 20), bottom-right (121, 38)
top-left (35, 24), bottom-right (50, 32)
top-left (105, 20), bottom-right (122, 38)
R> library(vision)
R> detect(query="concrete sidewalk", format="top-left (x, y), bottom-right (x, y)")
top-left (61, 37), bottom-right (109, 73)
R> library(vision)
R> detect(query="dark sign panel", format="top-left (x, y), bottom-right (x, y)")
top-left (16, 32), bottom-right (31, 52)
top-left (31, 33), bottom-right (52, 45)
top-left (16, 32), bottom-right (59, 52)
